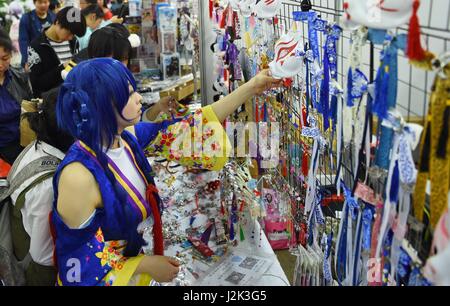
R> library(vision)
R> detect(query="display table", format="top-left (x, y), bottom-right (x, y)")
top-left (136, 73), bottom-right (199, 105)
top-left (149, 160), bottom-right (290, 286)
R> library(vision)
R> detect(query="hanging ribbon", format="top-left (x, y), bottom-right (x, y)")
top-left (320, 41), bottom-right (330, 131)
top-left (323, 232), bottom-right (333, 285)
top-left (374, 110), bottom-right (422, 262)
top-left (370, 31), bottom-right (407, 170)
top-left (362, 204), bottom-right (375, 251)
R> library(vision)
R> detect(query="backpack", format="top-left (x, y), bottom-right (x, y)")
top-left (0, 144), bottom-right (60, 286)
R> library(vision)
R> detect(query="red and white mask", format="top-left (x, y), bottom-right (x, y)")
top-left (344, 0), bottom-right (427, 61)
top-left (239, 0), bottom-right (256, 17)
top-left (344, 0), bottom-right (414, 29)
top-left (269, 31), bottom-right (303, 79)
top-left (254, 0), bottom-right (282, 19)
top-left (424, 209), bottom-right (450, 285)
top-left (228, 0), bottom-right (240, 11)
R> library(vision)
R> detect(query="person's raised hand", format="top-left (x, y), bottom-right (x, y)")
top-left (249, 69), bottom-right (283, 95)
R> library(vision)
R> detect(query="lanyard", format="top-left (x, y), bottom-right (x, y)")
top-left (321, 24), bottom-right (342, 131)
top-left (335, 183), bottom-right (360, 286)
top-left (293, 11), bottom-right (326, 111)
top-left (370, 30), bottom-right (407, 170)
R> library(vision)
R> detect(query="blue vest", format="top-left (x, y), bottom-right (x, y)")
top-left (50, 130), bottom-right (161, 286)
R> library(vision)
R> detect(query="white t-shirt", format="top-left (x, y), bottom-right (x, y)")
top-left (10, 141), bottom-right (65, 266)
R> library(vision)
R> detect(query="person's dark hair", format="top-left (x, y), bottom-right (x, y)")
top-left (88, 25), bottom-right (132, 62)
top-left (106, 23), bottom-right (130, 37)
top-left (23, 87), bottom-right (74, 153)
top-left (49, 0), bottom-right (62, 11)
top-left (81, 4), bottom-right (105, 19)
top-left (0, 28), bottom-right (13, 53)
top-left (54, 6), bottom-right (87, 37)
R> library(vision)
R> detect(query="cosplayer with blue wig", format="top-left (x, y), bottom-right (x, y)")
top-left (52, 57), bottom-right (281, 286)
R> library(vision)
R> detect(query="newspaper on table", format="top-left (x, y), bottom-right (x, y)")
top-left (194, 249), bottom-right (275, 286)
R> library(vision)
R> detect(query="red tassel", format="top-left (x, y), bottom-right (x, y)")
top-left (302, 106), bottom-right (308, 128)
top-left (302, 153), bottom-right (309, 177)
top-left (220, 200), bottom-right (225, 215)
top-left (146, 184), bottom-right (164, 256)
top-left (48, 211), bottom-right (58, 268)
top-left (219, 6), bottom-right (227, 29)
top-left (282, 158), bottom-right (288, 177)
top-left (283, 78), bottom-right (293, 87)
top-left (209, 0), bottom-right (214, 20)
top-left (407, 0), bottom-right (426, 61)
top-left (239, 200), bottom-right (245, 212)
top-left (260, 101), bottom-right (265, 121)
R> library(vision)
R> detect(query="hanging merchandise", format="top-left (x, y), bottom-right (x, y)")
top-left (253, 0), bottom-right (282, 19)
top-left (343, 0), bottom-right (427, 61)
top-left (183, 0), bottom-right (450, 288)
top-left (229, 0), bottom-right (257, 17)
top-left (413, 64), bottom-right (450, 227)
top-left (423, 205), bottom-right (450, 285)
top-left (269, 31), bottom-right (304, 79)
top-left (371, 31), bottom-right (406, 171)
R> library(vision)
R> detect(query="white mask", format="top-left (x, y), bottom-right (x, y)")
top-left (254, 0), bottom-right (282, 19)
top-left (269, 31), bottom-right (303, 79)
top-left (343, 0), bottom-right (415, 29)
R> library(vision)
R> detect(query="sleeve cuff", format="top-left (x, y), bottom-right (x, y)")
top-left (112, 255), bottom-right (152, 286)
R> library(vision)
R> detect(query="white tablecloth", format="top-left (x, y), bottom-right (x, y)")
top-left (150, 160), bottom-right (289, 286)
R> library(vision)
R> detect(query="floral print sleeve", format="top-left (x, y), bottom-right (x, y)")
top-left (56, 227), bottom-right (151, 286)
top-left (141, 106), bottom-right (232, 171)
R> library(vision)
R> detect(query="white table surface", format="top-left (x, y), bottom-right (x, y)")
top-left (150, 160), bottom-right (290, 286)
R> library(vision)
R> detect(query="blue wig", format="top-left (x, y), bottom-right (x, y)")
top-left (57, 57), bottom-right (136, 153)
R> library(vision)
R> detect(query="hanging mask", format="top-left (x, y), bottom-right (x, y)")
top-left (344, 0), bottom-right (414, 29)
top-left (269, 31), bottom-right (304, 79)
top-left (228, 0), bottom-right (240, 10)
top-left (343, 0), bottom-right (426, 61)
top-left (254, 0), bottom-right (282, 19)
top-left (424, 210), bottom-right (450, 286)
top-left (239, 0), bottom-right (256, 17)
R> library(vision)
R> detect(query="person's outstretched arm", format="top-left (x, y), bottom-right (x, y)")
top-left (211, 70), bottom-right (282, 122)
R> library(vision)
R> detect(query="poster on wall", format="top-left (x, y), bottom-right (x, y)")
top-left (161, 32), bottom-right (177, 53)
top-left (142, 8), bottom-right (154, 26)
top-left (161, 53), bottom-right (180, 80)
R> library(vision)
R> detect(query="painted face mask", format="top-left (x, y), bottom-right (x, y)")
top-left (424, 209), bottom-right (450, 285)
top-left (269, 31), bottom-right (303, 79)
top-left (343, 0), bottom-right (426, 61)
top-left (239, 0), bottom-right (256, 17)
top-left (344, 0), bottom-right (414, 29)
top-left (254, 0), bottom-right (282, 19)
top-left (228, 0), bottom-right (240, 10)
